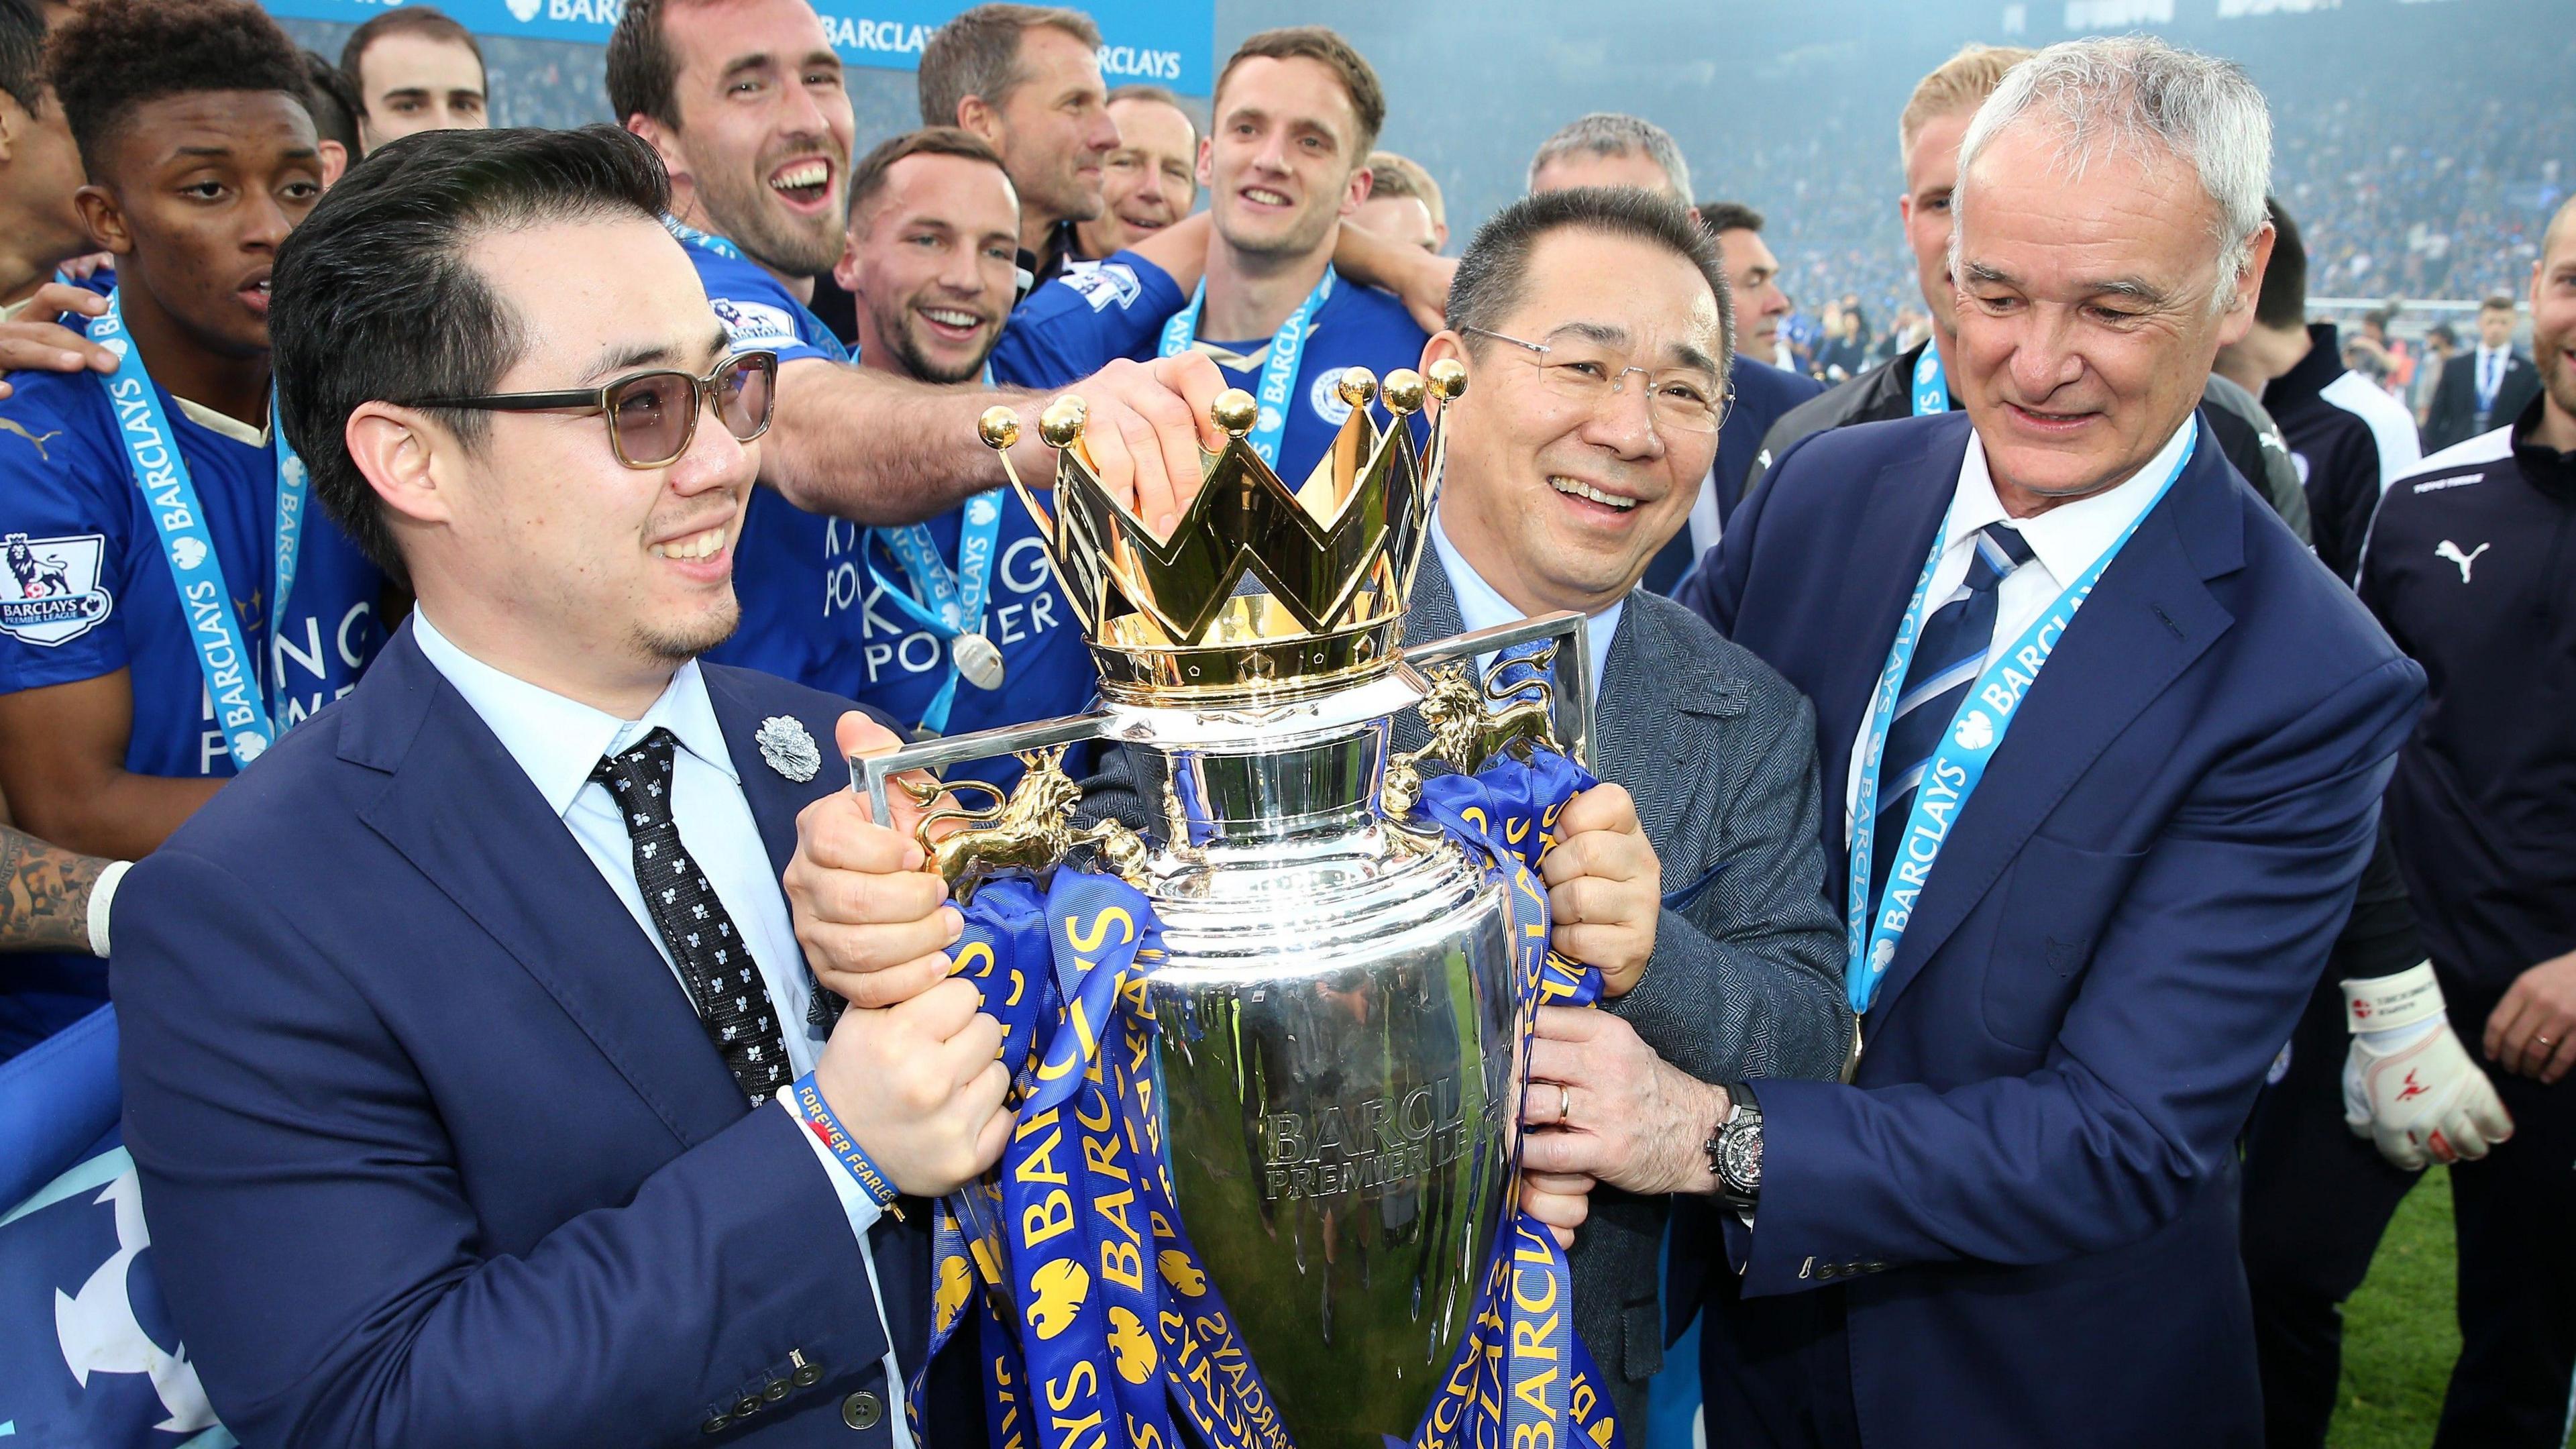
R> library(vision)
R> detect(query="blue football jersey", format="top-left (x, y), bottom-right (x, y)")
top-left (680, 233), bottom-right (847, 368)
top-left (987, 250), bottom-right (1433, 485)
top-left (676, 237), bottom-right (1097, 784)
top-left (0, 361), bottom-right (386, 1058)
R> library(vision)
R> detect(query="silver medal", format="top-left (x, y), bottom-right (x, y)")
top-left (951, 631), bottom-right (1006, 690)
top-left (753, 715), bottom-right (821, 783)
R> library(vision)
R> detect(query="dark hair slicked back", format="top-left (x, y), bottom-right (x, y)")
top-left (604, 0), bottom-right (682, 131)
top-left (270, 125), bottom-right (673, 583)
top-left (1448, 186), bottom-right (1735, 374)
top-left (0, 0), bottom-right (44, 117)
top-left (339, 4), bottom-right (484, 104)
top-left (2254, 196), bottom-right (2306, 331)
top-left (1696, 201), bottom-right (1764, 238)
top-left (47, 0), bottom-right (311, 172)
top-left (299, 50), bottom-right (363, 155)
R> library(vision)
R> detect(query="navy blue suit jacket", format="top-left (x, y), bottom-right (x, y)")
top-left (113, 626), bottom-right (971, 1447)
top-left (1687, 413), bottom-right (2422, 1447)
top-left (1640, 358), bottom-right (1823, 594)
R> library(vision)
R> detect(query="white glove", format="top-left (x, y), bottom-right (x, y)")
top-left (2341, 961), bottom-right (2514, 1171)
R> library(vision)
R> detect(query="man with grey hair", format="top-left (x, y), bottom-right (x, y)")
top-left (1527, 113), bottom-right (1695, 211)
top-left (1549, 37), bottom-right (2425, 1448)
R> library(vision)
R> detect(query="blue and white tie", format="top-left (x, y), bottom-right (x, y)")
top-left (1869, 523), bottom-right (2035, 910)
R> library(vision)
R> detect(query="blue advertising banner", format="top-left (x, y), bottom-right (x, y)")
top-left (261, 0), bottom-right (1210, 92)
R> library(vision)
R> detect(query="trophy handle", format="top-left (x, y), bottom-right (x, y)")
top-left (852, 712), bottom-right (1148, 894)
top-left (1396, 608), bottom-right (1595, 771)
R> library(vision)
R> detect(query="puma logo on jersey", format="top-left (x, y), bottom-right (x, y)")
top-left (0, 417), bottom-right (64, 461)
top-left (2434, 539), bottom-right (2490, 582)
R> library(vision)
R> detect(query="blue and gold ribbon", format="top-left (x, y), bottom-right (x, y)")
top-left (912, 742), bottom-right (1623, 1449)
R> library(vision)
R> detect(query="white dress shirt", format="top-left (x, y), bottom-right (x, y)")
top-left (411, 611), bottom-right (914, 1447)
top-left (1841, 421), bottom-right (2192, 846)
top-left (1685, 462), bottom-right (1725, 558)
top-left (1430, 507), bottom-right (1621, 704)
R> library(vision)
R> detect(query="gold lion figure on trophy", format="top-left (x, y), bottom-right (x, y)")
top-left (901, 744), bottom-right (1149, 896)
top-left (1413, 649), bottom-right (1562, 775)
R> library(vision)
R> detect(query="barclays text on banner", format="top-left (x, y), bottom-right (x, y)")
top-left (257, 0), bottom-right (1212, 93)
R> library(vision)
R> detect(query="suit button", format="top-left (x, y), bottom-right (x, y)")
top-left (1865, 1260), bottom-right (1888, 1273)
top-left (843, 1391), bottom-right (883, 1432)
top-left (702, 1415), bottom-right (732, 1435)
top-left (763, 1379), bottom-right (790, 1402)
top-left (734, 1395), bottom-right (763, 1417)
top-left (1816, 1263), bottom-right (1839, 1279)
top-left (793, 1362), bottom-right (826, 1388)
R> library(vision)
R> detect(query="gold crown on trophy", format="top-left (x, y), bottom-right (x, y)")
top-left (978, 360), bottom-right (1465, 704)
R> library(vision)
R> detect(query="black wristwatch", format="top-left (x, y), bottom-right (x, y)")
top-left (1705, 1083), bottom-right (1762, 1210)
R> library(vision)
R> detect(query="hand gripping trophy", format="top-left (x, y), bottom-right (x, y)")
top-left (860, 364), bottom-right (1625, 1449)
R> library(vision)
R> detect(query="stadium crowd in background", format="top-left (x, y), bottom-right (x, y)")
top-left (0, 1), bottom-right (2569, 1447)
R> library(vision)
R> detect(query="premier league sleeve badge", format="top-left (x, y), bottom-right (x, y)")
top-left (755, 715), bottom-right (821, 784)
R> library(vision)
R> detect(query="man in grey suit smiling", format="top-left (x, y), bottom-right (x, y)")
top-left (841, 184), bottom-right (1852, 1426)
top-left (1392, 186), bottom-right (1849, 1423)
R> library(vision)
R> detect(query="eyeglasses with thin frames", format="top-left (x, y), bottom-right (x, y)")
top-left (1460, 326), bottom-right (1733, 435)
top-left (407, 350), bottom-right (778, 470)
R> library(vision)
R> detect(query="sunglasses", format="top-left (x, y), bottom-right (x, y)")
top-left (409, 350), bottom-right (777, 469)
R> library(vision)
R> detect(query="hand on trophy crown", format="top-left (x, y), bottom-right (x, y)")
top-left (992, 350), bottom-right (1234, 538)
top-left (784, 711), bottom-right (967, 1010)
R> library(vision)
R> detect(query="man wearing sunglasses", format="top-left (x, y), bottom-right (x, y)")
top-left (110, 125), bottom-right (1000, 1446)
top-left (605, 0), bottom-right (1226, 567)
top-left (0, 0), bottom-right (388, 1060)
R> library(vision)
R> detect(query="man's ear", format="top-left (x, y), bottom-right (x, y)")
top-left (1195, 133), bottom-right (1214, 191)
top-left (626, 113), bottom-right (688, 187)
top-left (71, 183), bottom-right (131, 258)
top-left (1421, 329), bottom-right (1468, 377)
top-left (0, 97), bottom-right (19, 164)
top-left (1338, 160), bottom-right (1373, 219)
top-left (954, 93), bottom-right (1001, 146)
top-left (318, 139), bottom-right (350, 188)
top-left (346, 402), bottom-right (457, 533)
top-left (2214, 222), bottom-right (2277, 350)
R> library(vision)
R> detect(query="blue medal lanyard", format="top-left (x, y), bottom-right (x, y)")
top-left (1911, 343), bottom-right (1950, 417)
top-left (1843, 418), bottom-right (2198, 1014)
top-left (1156, 268), bottom-right (1335, 468)
top-left (96, 287), bottom-right (308, 767)
top-left (867, 366), bottom-right (1004, 735)
top-left (663, 215), bottom-right (742, 260)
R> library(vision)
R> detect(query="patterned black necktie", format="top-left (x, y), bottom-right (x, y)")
top-left (592, 727), bottom-right (790, 1105)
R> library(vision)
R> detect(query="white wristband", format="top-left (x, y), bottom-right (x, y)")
top-left (2341, 959), bottom-right (2445, 1034)
top-left (87, 859), bottom-right (131, 959)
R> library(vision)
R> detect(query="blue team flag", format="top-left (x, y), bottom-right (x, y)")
top-left (0, 1006), bottom-right (232, 1447)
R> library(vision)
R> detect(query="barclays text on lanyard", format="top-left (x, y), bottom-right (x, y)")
top-left (1844, 416), bottom-right (2198, 1014)
top-left (1157, 269), bottom-right (1335, 468)
top-left (1911, 343), bottom-right (1951, 417)
top-left (95, 288), bottom-right (308, 769)
top-left (868, 369), bottom-right (1010, 737)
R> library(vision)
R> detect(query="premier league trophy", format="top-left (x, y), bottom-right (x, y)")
top-left (856, 365), bottom-right (1602, 1449)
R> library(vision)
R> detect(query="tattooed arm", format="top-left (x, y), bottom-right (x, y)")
top-left (0, 825), bottom-right (115, 955)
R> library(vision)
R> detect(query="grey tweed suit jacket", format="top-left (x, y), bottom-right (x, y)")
top-left (1077, 551), bottom-right (1849, 1415)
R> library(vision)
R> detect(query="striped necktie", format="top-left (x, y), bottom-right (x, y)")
top-left (1869, 522), bottom-right (2037, 910)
